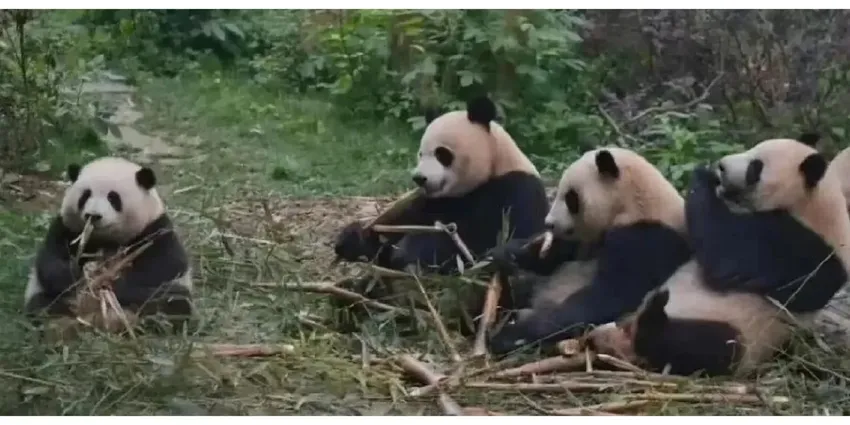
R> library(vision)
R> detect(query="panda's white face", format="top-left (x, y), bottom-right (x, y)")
top-left (546, 149), bottom-right (617, 242)
top-left (412, 111), bottom-right (494, 198)
top-left (716, 138), bottom-right (826, 214)
top-left (61, 157), bottom-right (164, 244)
top-left (413, 146), bottom-right (457, 197)
top-left (546, 147), bottom-right (685, 241)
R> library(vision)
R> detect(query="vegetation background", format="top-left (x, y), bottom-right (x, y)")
top-left (1, 9), bottom-right (849, 415)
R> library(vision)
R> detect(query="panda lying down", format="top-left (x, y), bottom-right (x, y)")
top-left (24, 157), bottom-right (194, 333)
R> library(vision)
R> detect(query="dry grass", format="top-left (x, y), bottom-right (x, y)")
top-left (1, 75), bottom-right (849, 415)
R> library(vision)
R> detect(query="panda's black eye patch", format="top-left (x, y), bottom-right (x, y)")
top-left (565, 189), bottom-right (580, 215)
top-left (77, 189), bottom-right (91, 211)
top-left (745, 159), bottom-right (763, 186)
top-left (107, 191), bottom-right (123, 212)
top-left (435, 147), bottom-right (454, 167)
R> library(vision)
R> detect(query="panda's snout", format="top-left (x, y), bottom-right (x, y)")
top-left (84, 213), bottom-right (103, 224)
top-left (412, 174), bottom-right (427, 187)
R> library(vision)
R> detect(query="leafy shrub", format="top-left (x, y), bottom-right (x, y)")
top-left (77, 10), bottom-right (260, 76)
top-left (250, 10), bottom-right (610, 164)
top-left (0, 10), bottom-right (110, 171)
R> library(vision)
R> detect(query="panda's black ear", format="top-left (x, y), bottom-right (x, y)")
top-left (595, 150), bottom-right (620, 179)
top-left (798, 132), bottom-right (821, 147)
top-left (424, 107), bottom-right (441, 125)
top-left (136, 167), bottom-right (157, 190)
top-left (67, 164), bottom-right (81, 183)
top-left (800, 153), bottom-right (827, 190)
top-left (466, 96), bottom-right (496, 129)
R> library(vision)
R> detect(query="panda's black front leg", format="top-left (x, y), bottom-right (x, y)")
top-left (489, 234), bottom-right (584, 277)
top-left (687, 168), bottom-right (846, 312)
top-left (488, 222), bottom-right (691, 355)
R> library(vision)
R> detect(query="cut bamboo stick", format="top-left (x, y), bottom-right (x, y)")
top-left (553, 400), bottom-right (652, 416)
top-left (471, 273), bottom-right (502, 357)
top-left (491, 355), bottom-right (587, 379)
top-left (364, 188), bottom-right (422, 229)
top-left (193, 343), bottom-right (295, 358)
top-left (395, 355), bottom-right (465, 416)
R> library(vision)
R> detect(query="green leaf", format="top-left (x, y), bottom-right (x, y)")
top-left (420, 56), bottom-right (437, 76)
top-left (210, 23), bottom-right (227, 41)
top-left (460, 74), bottom-right (474, 87)
top-left (223, 22), bottom-right (244, 38)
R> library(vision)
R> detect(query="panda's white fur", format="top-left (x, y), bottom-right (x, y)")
top-left (60, 157), bottom-right (166, 245)
top-left (413, 110), bottom-right (539, 198)
top-left (24, 156), bottom-right (193, 329)
top-left (632, 138), bottom-right (850, 376)
top-left (828, 145), bottom-right (850, 211)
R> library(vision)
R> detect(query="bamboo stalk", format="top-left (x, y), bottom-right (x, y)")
top-left (371, 224), bottom-right (444, 234)
top-left (462, 381), bottom-right (621, 392)
top-left (395, 355), bottom-right (465, 416)
top-left (491, 355), bottom-right (587, 379)
top-left (596, 353), bottom-right (647, 374)
top-left (471, 273), bottom-right (502, 357)
top-left (193, 343), bottom-right (295, 358)
top-left (435, 221), bottom-right (475, 265)
top-left (364, 189), bottom-right (422, 229)
top-left (553, 400), bottom-right (652, 416)
top-left (253, 281), bottom-right (413, 316)
top-left (621, 392), bottom-right (790, 404)
top-left (411, 273), bottom-right (462, 363)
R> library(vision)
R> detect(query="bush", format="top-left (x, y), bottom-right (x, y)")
top-left (0, 10), bottom-right (110, 171)
top-left (249, 10), bottom-right (609, 164)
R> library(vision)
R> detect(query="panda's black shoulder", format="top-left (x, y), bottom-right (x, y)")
top-left (127, 213), bottom-right (189, 272)
top-left (685, 167), bottom-right (846, 312)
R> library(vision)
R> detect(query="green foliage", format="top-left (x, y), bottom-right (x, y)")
top-left (77, 10), bottom-right (261, 76)
top-left (0, 10), bottom-right (110, 172)
top-left (250, 10), bottom-right (608, 161)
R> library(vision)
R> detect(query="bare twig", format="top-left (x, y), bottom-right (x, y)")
top-left (435, 221), bottom-right (475, 265)
top-left (254, 281), bottom-right (413, 316)
top-left (411, 272), bottom-right (462, 363)
top-left (626, 73), bottom-right (725, 125)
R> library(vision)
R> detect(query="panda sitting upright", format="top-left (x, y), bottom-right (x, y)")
top-left (24, 157), bottom-right (194, 332)
top-left (487, 147), bottom-right (692, 354)
top-left (333, 96), bottom-right (550, 328)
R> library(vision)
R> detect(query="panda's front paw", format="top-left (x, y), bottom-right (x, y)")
top-left (489, 238), bottom-right (534, 275)
top-left (690, 166), bottom-right (720, 190)
top-left (487, 318), bottom-right (542, 355)
top-left (334, 221), bottom-right (378, 262)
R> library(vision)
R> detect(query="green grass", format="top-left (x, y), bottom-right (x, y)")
top-left (2, 73), bottom-right (850, 415)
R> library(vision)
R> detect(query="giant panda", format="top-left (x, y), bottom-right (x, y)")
top-left (487, 147), bottom-right (693, 354)
top-left (627, 137), bottom-right (850, 377)
top-left (332, 96), bottom-right (550, 332)
top-left (24, 156), bottom-right (194, 334)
